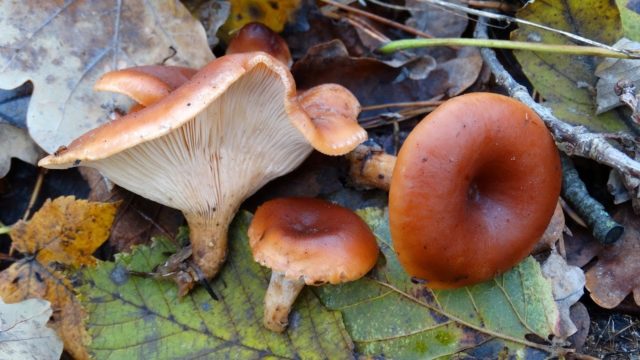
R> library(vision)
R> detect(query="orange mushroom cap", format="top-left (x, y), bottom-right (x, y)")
top-left (226, 22), bottom-right (292, 67)
top-left (249, 197), bottom-right (379, 285)
top-left (389, 93), bottom-right (561, 289)
top-left (94, 65), bottom-right (196, 107)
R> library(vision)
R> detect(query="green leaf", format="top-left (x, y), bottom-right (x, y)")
top-left (616, 0), bottom-right (640, 41)
top-left (79, 212), bottom-right (353, 360)
top-left (315, 208), bottom-right (560, 359)
top-left (511, 0), bottom-right (629, 132)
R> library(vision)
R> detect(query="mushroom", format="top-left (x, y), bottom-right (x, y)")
top-left (39, 52), bottom-right (367, 294)
top-left (94, 65), bottom-right (197, 109)
top-left (248, 197), bottom-right (379, 332)
top-left (389, 93), bottom-right (561, 288)
top-left (226, 22), bottom-right (292, 67)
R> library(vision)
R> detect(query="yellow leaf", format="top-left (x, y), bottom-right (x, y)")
top-left (0, 196), bottom-right (118, 360)
top-left (221, 0), bottom-right (300, 38)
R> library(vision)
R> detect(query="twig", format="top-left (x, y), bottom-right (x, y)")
top-left (22, 168), bottom-right (47, 221)
top-left (475, 21), bottom-right (640, 185)
top-left (615, 80), bottom-right (640, 124)
top-left (319, 0), bottom-right (434, 39)
top-left (0, 223), bottom-right (10, 235)
top-left (367, 0), bottom-right (635, 57)
top-left (461, 0), bottom-right (518, 12)
top-left (561, 154), bottom-right (624, 244)
top-left (378, 38), bottom-right (640, 59)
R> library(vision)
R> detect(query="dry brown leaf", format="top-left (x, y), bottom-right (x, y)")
top-left (585, 207), bottom-right (640, 308)
top-left (533, 201), bottom-right (566, 253)
top-left (595, 38), bottom-right (640, 113)
top-left (405, 0), bottom-right (468, 38)
top-left (0, 196), bottom-right (118, 359)
top-left (0, 0), bottom-right (213, 153)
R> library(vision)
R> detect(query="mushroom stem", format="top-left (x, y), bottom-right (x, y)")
top-left (347, 144), bottom-right (396, 191)
top-left (184, 210), bottom-right (235, 281)
top-left (263, 271), bottom-right (305, 333)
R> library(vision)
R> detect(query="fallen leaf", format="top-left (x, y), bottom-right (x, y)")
top-left (220, 0), bottom-right (301, 38)
top-left (185, 0), bottom-right (231, 49)
top-left (80, 212), bottom-right (353, 360)
top-left (0, 0), bottom-right (213, 153)
top-left (0, 122), bottom-right (41, 178)
top-left (541, 251), bottom-right (585, 338)
top-left (615, 0), bottom-right (640, 40)
top-left (315, 208), bottom-right (561, 358)
top-left (512, 0), bottom-right (629, 132)
top-left (80, 167), bottom-right (182, 252)
top-left (436, 46), bottom-right (483, 97)
top-left (585, 206), bottom-right (640, 308)
top-left (292, 40), bottom-right (448, 109)
top-left (565, 223), bottom-right (603, 268)
top-left (405, 0), bottom-right (468, 38)
top-left (0, 298), bottom-right (63, 360)
top-left (0, 196), bottom-right (118, 359)
top-left (533, 201), bottom-right (565, 253)
top-left (595, 38), bottom-right (640, 113)
top-left (567, 302), bottom-right (590, 352)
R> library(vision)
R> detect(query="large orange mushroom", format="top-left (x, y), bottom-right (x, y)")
top-left (389, 93), bottom-right (562, 288)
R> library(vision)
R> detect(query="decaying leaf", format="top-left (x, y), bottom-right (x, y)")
top-left (185, 0), bottom-right (231, 49)
top-left (512, 0), bottom-right (629, 132)
top-left (220, 0), bottom-right (301, 39)
top-left (615, 0), bottom-right (640, 40)
top-left (0, 196), bottom-right (118, 359)
top-left (0, 122), bottom-right (41, 178)
top-left (586, 206), bottom-right (640, 308)
top-left (405, 0), bottom-right (468, 38)
top-left (595, 38), bottom-right (640, 113)
top-left (534, 201), bottom-right (566, 253)
top-left (0, 298), bottom-right (63, 360)
top-left (80, 212), bottom-right (353, 360)
top-left (541, 251), bottom-right (586, 338)
top-left (0, 0), bottom-right (213, 153)
top-left (315, 208), bottom-right (560, 358)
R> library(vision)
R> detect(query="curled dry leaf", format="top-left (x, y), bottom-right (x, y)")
top-left (0, 298), bottom-right (63, 360)
top-left (0, 196), bottom-right (118, 359)
top-left (541, 250), bottom-right (586, 338)
top-left (405, 0), bottom-right (468, 39)
top-left (586, 206), bottom-right (640, 308)
top-left (595, 38), bottom-right (640, 114)
top-left (0, 0), bottom-right (213, 153)
top-left (0, 122), bottom-right (41, 178)
top-left (533, 201), bottom-right (566, 254)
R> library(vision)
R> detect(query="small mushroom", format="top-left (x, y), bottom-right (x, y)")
top-left (94, 65), bottom-right (197, 109)
top-left (39, 53), bottom-right (367, 294)
top-left (248, 197), bottom-right (379, 332)
top-left (226, 22), bottom-right (292, 67)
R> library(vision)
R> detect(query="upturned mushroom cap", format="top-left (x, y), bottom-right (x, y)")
top-left (39, 52), bottom-right (367, 288)
top-left (248, 197), bottom-right (379, 284)
top-left (226, 22), bottom-right (292, 67)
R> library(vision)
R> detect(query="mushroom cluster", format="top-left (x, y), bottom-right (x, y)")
top-left (248, 197), bottom-right (379, 332)
top-left (39, 52), bottom-right (367, 294)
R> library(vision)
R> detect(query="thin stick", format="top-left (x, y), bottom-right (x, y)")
top-left (368, 0), bottom-right (633, 56)
top-left (379, 38), bottom-right (640, 59)
top-left (0, 223), bottom-right (10, 235)
top-left (319, 0), bottom-right (434, 39)
top-left (361, 99), bottom-right (443, 111)
top-left (22, 168), bottom-right (47, 221)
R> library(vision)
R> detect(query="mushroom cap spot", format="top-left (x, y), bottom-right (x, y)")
top-left (389, 92), bottom-right (561, 289)
top-left (248, 197), bottom-right (379, 285)
top-left (226, 22), bottom-right (292, 67)
top-left (94, 65), bottom-right (196, 106)
top-left (296, 83), bottom-right (367, 155)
